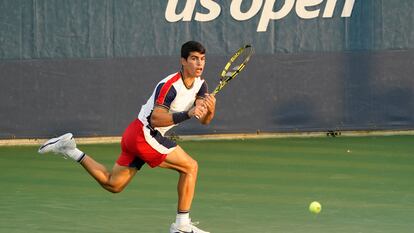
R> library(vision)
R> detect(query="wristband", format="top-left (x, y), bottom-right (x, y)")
top-left (172, 111), bottom-right (190, 124)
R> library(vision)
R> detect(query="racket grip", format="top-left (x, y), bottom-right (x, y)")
top-left (195, 115), bottom-right (200, 119)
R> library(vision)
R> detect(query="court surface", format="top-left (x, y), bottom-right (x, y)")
top-left (0, 135), bottom-right (413, 233)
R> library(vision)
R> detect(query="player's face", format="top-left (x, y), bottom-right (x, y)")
top-left (181, 52), bottom-right (206, 78)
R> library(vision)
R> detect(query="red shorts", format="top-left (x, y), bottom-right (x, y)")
top-left (116, 119), bottom-right (177, 169)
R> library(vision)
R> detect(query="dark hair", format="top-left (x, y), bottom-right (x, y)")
top-left (181, 41), bottom-right (206, 59)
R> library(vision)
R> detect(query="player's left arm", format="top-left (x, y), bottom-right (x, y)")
top-left (196, 93), bottom-right (216, 125)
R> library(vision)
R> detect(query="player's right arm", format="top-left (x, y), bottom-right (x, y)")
top-left (150, 105), bottom-right (206, 127)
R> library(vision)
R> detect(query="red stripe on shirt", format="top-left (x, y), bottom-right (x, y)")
top-left (156, 72), bottom-right (181, 106)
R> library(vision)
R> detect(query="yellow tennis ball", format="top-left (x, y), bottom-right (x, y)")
top-left (309, 201), bottom-right (322, 214)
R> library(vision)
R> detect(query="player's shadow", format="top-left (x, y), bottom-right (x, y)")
top-left (271, 96), bottom-right (319, 132)
top-left (373, 87), bottom-right (413, 128)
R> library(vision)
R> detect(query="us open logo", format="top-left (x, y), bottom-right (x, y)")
top-left (165, 0), bottom-right (356, 32)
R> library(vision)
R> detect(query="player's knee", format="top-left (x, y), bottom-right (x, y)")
top-left (108, 185), bottom-right (124, 194)
top-left (104, 183), bottom-right (125, 194)
top-left (193, 160), bottom-right (199, 174)
top-left (186, 159), bottom-right (198, 175)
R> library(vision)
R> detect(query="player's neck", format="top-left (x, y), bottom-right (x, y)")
top-left (180, 70), bottom-right (195, 89)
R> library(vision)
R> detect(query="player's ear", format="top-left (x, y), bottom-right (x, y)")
top-left (180, 57), bottom-right (187, 66)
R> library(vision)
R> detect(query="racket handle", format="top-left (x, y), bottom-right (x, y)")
top-left (195, 115), bottom-right (200, 119)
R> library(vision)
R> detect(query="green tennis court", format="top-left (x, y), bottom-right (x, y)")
top-left (1, 135), bottom-right (413, 233)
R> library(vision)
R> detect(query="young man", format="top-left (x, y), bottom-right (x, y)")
top-left (38, 41), bottom-right (216, 233)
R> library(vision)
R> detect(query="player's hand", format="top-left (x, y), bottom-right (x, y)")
top-left (203, 93), bottom-right (216, 113)
top-left (189, 104), bottom-right (207, 119)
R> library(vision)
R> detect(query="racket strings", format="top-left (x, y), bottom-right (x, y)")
top-left (213, 45), bottom-right (253, 95)
top-left (232, 65), bottom-right (240, 71)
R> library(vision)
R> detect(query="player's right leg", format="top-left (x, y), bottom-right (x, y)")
top-left (38, 133), bottom-right (139, 193)
top-left (80, 157), bottom-right (138, 193)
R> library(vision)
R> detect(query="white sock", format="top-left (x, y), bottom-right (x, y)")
top-left (65, 148), bottom-right (86, 163)
top-left (175, 212), bottom-right (190, 226)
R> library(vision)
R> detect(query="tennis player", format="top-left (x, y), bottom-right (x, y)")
top-left (38, 41), bottom-right (215, 233)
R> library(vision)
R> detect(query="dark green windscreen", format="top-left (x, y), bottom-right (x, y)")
top-left (1, 0), bottom-right (414, 59)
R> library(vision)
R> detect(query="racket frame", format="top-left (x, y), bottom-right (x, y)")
top-left (211, 44), bottom-right (253, 96)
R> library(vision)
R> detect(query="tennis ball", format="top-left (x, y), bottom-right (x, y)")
top-left (309, 201), bottom-right (322, 214)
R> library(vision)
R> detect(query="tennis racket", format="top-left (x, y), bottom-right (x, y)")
top-left (211, 44), bottom-right (254, 96)
top-left (195, 45), bottom-right (253, 119)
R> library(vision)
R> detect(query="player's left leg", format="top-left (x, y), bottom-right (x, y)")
top-left (159, 146), bottom-right (209, 233)
top-left (159, 146), bottom-right (198, 211)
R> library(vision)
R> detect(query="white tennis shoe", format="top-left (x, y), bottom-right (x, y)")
top-left (38, 133), bottom-right (85, 162)
top-left (170, 221), bottom-right (210, 233)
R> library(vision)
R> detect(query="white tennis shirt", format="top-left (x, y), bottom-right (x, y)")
top-left (138, 72), bottom-right (208, 136)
